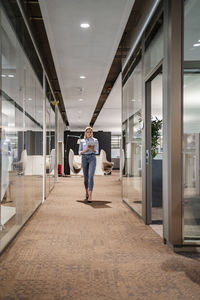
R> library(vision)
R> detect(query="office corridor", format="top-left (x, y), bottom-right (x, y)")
top-left (0, 173), bottom-right (200, 300)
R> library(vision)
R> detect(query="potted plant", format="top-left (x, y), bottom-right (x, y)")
top-left (151, 117), bottom-right (162, 159)
top-left (151, 117), bottom-right (163, 208)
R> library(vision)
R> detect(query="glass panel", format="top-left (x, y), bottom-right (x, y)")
top-left (49, 107), bottom-right (55, 191)
top-left (45, 81), bottom-right (55, 197)
top-left (144, 26), bottom-right (163, 76)
top-left (57, 110), bottom-right (65, 176)
top-left (151, 74), bottom-right (163, 224)
top-left (0, 8), bottom-right (43, 249)
top-left (46, 99), bottom-right (51, 197)
top-left (24, 59), bottom-right (43, 218)
top-left (183, 0), bottom-right (200, 240)
top-left (122, 60), bottom-right (142, 216)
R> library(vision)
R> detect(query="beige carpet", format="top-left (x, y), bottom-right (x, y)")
top-left (0, 173), bottom-right (200, 300)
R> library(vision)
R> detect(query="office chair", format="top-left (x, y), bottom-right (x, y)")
top-left (100, 149), bottom-right (114, 175)
top-left (46, 148), bottom-right (55, 174)
top-left (68, 149), bottom-right (82, 174)
top-left (13, 149), bottom-right (28, 175)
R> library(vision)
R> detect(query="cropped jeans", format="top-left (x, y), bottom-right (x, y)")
top-left (82, 154), bottom-right (96, 191)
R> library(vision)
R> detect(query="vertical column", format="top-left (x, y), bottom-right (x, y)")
top-left (195, 134), bottom-right (200, 195)
top-left (42, 73), bottom-right (46, 203)
top-left (55, 105), bottom-right (58, 182)
top-left (163, 0), bottom-right (183, 247)
top-left (0, 5), bottom-right (3, 230)
top-left (142, 35), bottom-right (146, 222)
top-left (141, 35), bottom-right (152, 224)
top-left (144, 81), bottom-right (152, 225)
top-left (16, 73), bottom-right (24, 226)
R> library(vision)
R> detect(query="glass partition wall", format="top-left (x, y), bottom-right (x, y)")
top-left (122, 60), bottom-right (143, 216)
top-left (122, 0), bottom-right (200, 249)
top-left (144, 23), bottom-right (163, 227)
top-left (122, 17), bottom-right (164, 223)
top-left (0, 7), bottom-right (43, 247)
top-left (183, 0), bottom-right (200, 241)
top-left (0, 3), bottom-right (59, 252)
top-left (46, 81), bottom-right (55, 197)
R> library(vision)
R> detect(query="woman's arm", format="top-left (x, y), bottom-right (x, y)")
top-left (79, 140), bottom-right (89, 155)
top-left (78, 141), bottom-right (83, 155)
top-left (81, 147), bottom-right (89, 154)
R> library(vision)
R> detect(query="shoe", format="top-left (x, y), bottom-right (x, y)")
top-left (88, 200), bottom-right (92, 204)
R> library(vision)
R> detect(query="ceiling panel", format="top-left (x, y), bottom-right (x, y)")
top-left (93, 73), bottom-right (122, 134)
top-left (39, 0), bottom-right (135, 130)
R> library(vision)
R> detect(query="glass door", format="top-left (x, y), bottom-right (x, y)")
top-left (145, 67), bottom-right (163, 226)
top-left (182, 0), bottom-right (200, 242)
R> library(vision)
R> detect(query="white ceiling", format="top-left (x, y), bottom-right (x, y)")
top-left (93, 72), bottom-right (122, 134)
top-left (39, 0), bottom-right (135, 131)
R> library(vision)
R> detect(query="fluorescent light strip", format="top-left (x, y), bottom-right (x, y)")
top-left (80, 23), bottom-right (90, 28)
top-left (122, 0), bottom-right (161, 71)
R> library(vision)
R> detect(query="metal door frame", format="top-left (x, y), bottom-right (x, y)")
top-left (143, 63), bottom-right (163, 225)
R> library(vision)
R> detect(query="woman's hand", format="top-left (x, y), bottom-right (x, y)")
top-left (81, 146), bottom-right (89, 154)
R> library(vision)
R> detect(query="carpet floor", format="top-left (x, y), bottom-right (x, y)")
top-left (0, 173), bottom-right (200, 300)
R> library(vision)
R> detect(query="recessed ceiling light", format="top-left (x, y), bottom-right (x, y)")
top-left (131, 99), bottom-right (136, 102)
top-left (1, 74), bottom-right (6, 77)
top-left (193, 43), bottom-right (200, 47)
top-left (80, 23), bottom-right (90, 28)
top-left (28, 98), bottom-right (32, 101)
top-left (8, 74), bottom-right (14, 78)
top-left (80, 75), bottom-right (86, 79)
top-left (78, 99), bottom-right (84, 102)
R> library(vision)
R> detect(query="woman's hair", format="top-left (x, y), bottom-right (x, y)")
top-left (84, 126), bottom-right (93, 138)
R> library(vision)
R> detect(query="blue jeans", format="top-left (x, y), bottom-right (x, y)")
top-left (82, 154), bottom-right (96, 191)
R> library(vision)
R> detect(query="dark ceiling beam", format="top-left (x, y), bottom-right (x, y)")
top-left (23, 0), bottom-right (39, 3)
top-left (29, 16), bottom-right (43, 20)
top-left (10, 0), bottom-right (39, 3)
top-left (20, 0), bottom-right (68, 125)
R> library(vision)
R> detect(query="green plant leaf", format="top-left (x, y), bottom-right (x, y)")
top-left (151, 117), bottom-right (162, 158)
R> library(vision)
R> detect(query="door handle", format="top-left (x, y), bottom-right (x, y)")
top-left (146, 149), bottom-right (149, 164)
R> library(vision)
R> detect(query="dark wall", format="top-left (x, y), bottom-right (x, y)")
top-left (64, 131), bottom-right (111, 175)
top-left (24, 131), bottom-right (43, 155)
top-left (18, 131), bottom-right (55, 157)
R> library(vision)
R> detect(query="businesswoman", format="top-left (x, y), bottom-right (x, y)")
top-left (79, 126), bottom-right (99, 203)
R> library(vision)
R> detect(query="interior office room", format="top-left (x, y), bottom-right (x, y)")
top-left (0, 0), bottom-right (200, 299)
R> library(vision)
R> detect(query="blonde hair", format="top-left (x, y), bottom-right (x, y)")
top-left (84, 126), bottom-right (93, 138)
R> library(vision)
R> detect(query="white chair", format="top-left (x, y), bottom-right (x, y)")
top-left (68, 149), bottom-right (82, 174)
top-left (13, 149), bottom-right (28, 175)
top-left (46, 149), bottom-right (55, 174)
top-left (100, 149), bottom-right (114, 175)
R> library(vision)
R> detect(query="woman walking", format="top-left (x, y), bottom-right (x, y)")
top-left (79, 127), bottom-right (99, 203)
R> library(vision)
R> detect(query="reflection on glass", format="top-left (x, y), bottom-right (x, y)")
top-left (0, 8), bottom-right (43, 248)
top-left (122, 61), bottom-right (142, 216)
top-left (46, 82), bottom-right (55, 197)
top-left (144, 26), bottom-right (163, 76)
top-left (183, 0), bottom-right (200, 241)
top-left (151, 74), bottom-right (163, 224)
